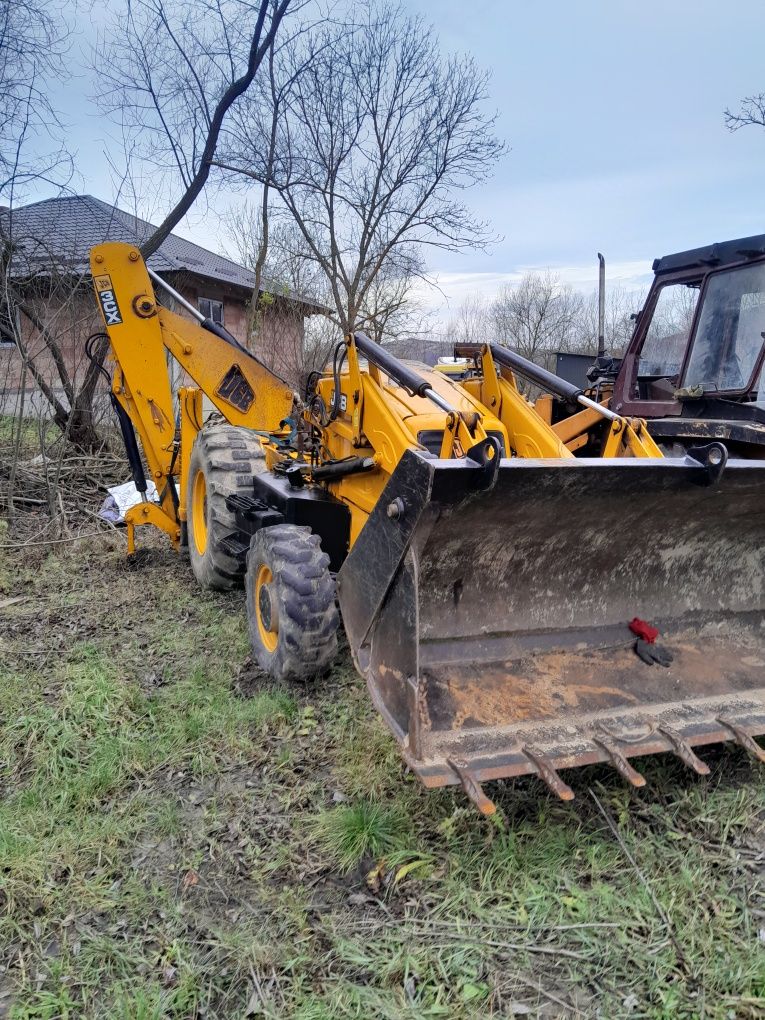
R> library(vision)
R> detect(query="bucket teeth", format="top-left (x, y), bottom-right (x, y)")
top-left (593, 736), bottom-right (647, 788)
top-left (658, 725), bottom-right (710, 775)
top-left (522, 746), bottom-right (575, 801)
top-left (717, 717), bottom-right (765, 763)
top-left (447, 759), bottom-right (496, 816)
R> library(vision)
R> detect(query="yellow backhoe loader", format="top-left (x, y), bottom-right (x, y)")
top-left (90, 242), bottom-right (765, 814)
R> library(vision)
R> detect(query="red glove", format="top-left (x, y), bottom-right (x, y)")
top-left (629, 617), bottom-right (659, 644)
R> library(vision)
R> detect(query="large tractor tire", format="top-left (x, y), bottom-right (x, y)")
top-left (187, 423), bottom-right (265, 591)
top-left (245, 524), bottom-right (339, 682)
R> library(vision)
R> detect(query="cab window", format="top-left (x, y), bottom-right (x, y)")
top-left (638, 283), bottom-right (699, 381)
top-left (683, 262), bottom-right (765, 394)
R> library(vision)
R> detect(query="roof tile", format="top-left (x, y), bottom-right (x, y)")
top-left (2, 194), bottom-right (276, 294)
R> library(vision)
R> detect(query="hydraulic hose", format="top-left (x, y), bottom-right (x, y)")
top-left (111, 395), bottom-right (148, 495)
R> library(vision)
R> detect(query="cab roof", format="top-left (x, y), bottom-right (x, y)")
top-left (653, 233), bottom-right (765, 275)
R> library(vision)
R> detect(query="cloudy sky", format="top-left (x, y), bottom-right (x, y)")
top-left (408, 0), bottom-right (765, 308)
top-left (33, 0), bottom-right (765, 316)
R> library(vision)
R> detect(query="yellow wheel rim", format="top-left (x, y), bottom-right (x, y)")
top-left (255, 564), bottom-right (278, 653)
top-left (191, 469), bottom-right (208, 555)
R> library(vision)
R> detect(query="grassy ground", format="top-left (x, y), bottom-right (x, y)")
top-left (0, 532), bottom-right (763, 1019)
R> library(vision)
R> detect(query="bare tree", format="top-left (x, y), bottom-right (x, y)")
top-left (224, 204), bottom-right (334, 382)
top-left (94, 0), bottom-right (298, 257)
top-left (0, 0), bottom-right (73, 202)
top-left (441, 273), bottom-right (647, 380)
top-left (1, 230), bottom-right (112, 451)
top-left (0, 0), bottom-right (109, 471)
top-left (225, 200), bottom-right (429, 386)
top-left (725, 93), bottom-right (765, 132)
top-left (355, 252), bottom-right (430, 344)
top-left (218, 1), bottom-right (503, 332)
top-left (491, 271), bottom-right (585, 368)
top-left (578, 283), bottom-right (640, 357)
top-left (0, 0), bottom-right (300, 453)
top-left (444, 292), bottom-right (492, 347)
top-left (221, 27), bottom-right (429, 360)
top-left (225, 204), bottom-right (328, 319)
top-left (2, 0), bottom-right (301, 461)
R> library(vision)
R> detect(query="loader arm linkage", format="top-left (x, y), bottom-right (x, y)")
top-left (453, 341), bottom-right (662, 459)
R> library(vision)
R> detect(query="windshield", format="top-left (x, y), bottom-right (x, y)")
top-left (638, 283), bottom-right (699, 379)
top-left (683, 262), bottom-right (765, 394)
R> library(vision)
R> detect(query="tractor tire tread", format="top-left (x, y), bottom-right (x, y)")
top-left (187, 424), bottom-right (266, 591)
top-left (246, 524), bottom-right (339, 682)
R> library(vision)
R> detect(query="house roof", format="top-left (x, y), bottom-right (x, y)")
top-left (2, 194), bottom-right (318, 305)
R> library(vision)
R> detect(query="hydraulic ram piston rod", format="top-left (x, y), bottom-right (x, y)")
top-left (488, 342), bottom-right (620, 422)
top-left (147, 266), bottom-right (251, 355)
top-left (147, 266), bottom-right (206, 323)
top-left (353, 331), bottom-right (458, 415)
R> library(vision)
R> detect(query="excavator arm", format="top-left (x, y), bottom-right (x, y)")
top-left (90, 242), bottom-right (293, 550)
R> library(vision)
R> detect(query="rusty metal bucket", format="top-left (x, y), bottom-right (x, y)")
top-left (337, 449), bottom-right (765, 812)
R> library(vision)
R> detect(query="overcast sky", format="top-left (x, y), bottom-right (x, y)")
top-left (406, 0), bottom-right (765, 309)
top-left (36, 0), bottom-right (765, 316)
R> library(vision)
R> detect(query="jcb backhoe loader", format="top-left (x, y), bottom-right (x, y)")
top-left (90, 242), bottom-right (765, 814)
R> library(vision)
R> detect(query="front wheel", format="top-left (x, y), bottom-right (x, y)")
top-left (245, 524), bottom-right (339, 682)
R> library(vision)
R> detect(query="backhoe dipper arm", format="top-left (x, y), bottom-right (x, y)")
top-left (90, 242), bottom-right (294, 539)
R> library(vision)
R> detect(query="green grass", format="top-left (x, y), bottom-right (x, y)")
top-left (0, 413), bottom-right (42, 453)
top-left (0, 532), bottom-right (763, 1018)
top-left (313, 800), bottom-right (413, 872)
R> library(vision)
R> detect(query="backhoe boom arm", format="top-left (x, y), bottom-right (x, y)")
top-left (90, 242), bottom-right (294, 542)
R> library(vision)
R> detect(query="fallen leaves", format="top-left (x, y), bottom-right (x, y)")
top-left (180, 869), bottom-right (199, 893)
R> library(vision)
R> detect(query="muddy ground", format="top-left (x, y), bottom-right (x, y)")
top-left (0, 526), bottom-right (763, 1019)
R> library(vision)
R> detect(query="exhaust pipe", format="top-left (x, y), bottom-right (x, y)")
top-left (597, 253), bottom-right (606, 361)
top-left (587, 253), bottom-right (619, 384)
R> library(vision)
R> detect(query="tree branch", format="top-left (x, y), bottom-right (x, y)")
top-left (140, 0), bottom-right (293, 258)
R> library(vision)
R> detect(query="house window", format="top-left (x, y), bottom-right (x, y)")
top-left (198, 297), bottom-right (224, 325)
top-left (0, 302), bottom-right (18, 348)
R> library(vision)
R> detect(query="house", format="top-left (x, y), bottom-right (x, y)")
top-left (0, 194), bottom-right (325, 412)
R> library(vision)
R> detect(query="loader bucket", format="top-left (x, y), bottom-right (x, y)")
top-left (336, 448), bottom-right (765, 812)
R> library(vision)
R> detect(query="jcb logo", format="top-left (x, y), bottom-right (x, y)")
top-left (215, 364), bottom-right (255, 412)
top-left (95, 276), bottom-right (123, 326)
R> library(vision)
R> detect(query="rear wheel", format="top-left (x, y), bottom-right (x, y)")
top-left (245, 524), bottom-right (339, 682)
top-left (187, 423), bottom-right (265, 591)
